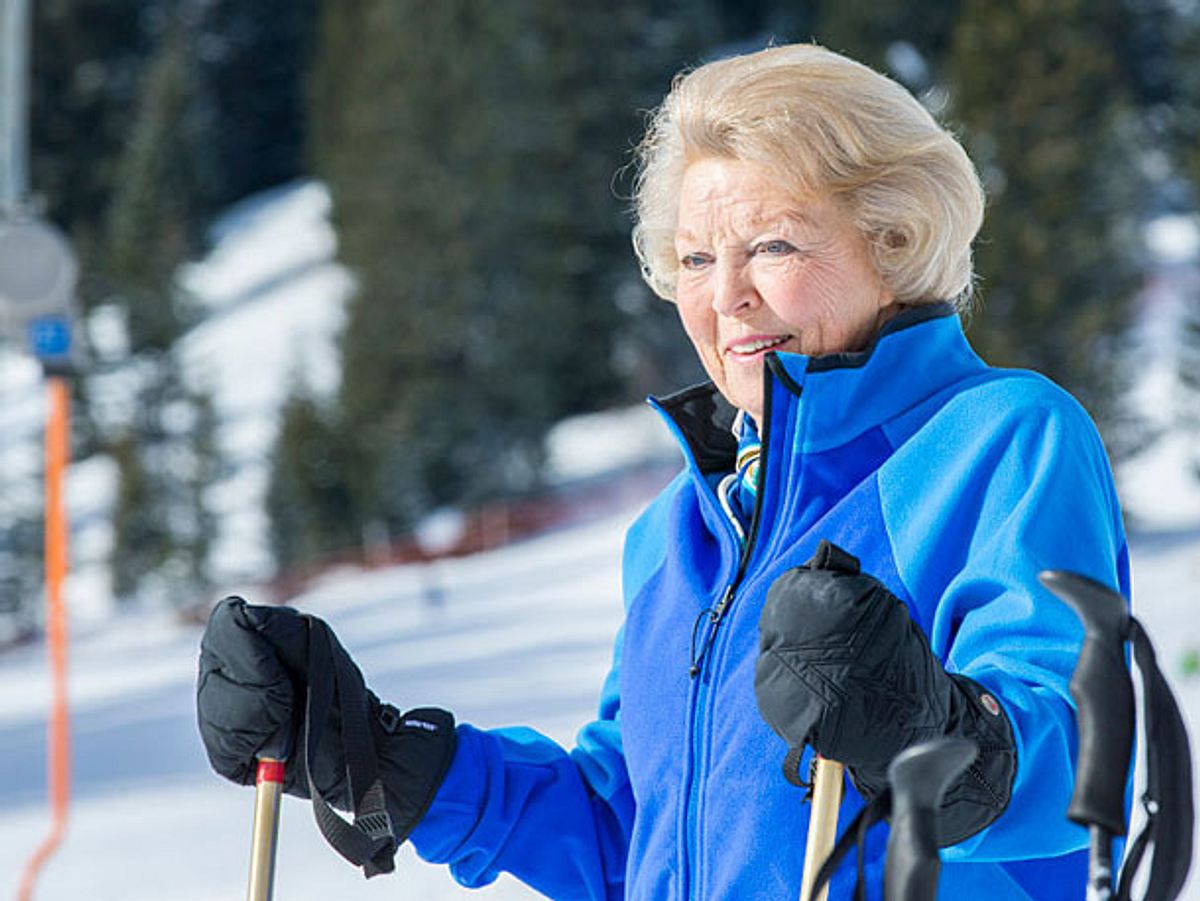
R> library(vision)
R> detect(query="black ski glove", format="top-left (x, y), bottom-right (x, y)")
top-left (755, 541), bottom-right (1016, 846)
top-left (196, 597), bottom-right (456, 870)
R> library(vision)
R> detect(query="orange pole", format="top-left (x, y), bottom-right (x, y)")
top-left (17, 375), bottom-right (72, 901)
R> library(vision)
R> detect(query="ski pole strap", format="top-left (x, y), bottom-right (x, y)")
top-left (809, 788), bottom-right (891, 901)
top-left (303, 617), bottom-right (398, 878)
top-left (1114, 617), bottom-right (1194, 901)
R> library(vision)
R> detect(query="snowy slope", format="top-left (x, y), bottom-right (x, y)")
top-left (176, 181), bottom-right (353, 585)
top-left (0, 180), bottom-right (678, 627)
top-left (0, 181), bottom-right (355, 624)
top-left (2, 488), bottom-right (1200, 899)
top-left (0, 510), bottom-right (638, 900)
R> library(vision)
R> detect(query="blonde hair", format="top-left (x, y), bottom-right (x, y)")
top-left (632, 44), bottom-right (984, 308)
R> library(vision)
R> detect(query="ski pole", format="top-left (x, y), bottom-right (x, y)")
top-left (247, 757), bottom-right (286, 901)
top-left (884, 737), bottom-right (977, 901)
top-left (1039, 571), bottom-right (1134, 901)
top-left (800, 756), bottom-right (844, 901)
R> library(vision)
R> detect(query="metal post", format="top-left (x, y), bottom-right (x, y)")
top-left (0, 0), bottom-right (32, 214)
top-left (247, 758), bottom-right (286, 901)
top-left (17, 376), bottom-right (72, 901)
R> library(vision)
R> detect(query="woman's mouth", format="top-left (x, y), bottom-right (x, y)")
top-left (725, 335), bottom-right (792, 359)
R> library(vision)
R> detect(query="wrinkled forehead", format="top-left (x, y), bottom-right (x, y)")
top-left (674, 159), bottom-right (828, 244)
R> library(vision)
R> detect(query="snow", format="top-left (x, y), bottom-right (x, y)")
top-left (0, 181), bottom-right (356, 626)
top-left (0, 510), bottom-right (637, 900)
top-left (177, 181), bottom-right (354, 585)
top-left (1145, 215), bottom-right (1200, 266)
top-left (545, 405), bottom-right (678, 484)
top-left (2, 480), bottom-right (1200, 899)
top-left (1118, 265), bottom-right (1200, 529)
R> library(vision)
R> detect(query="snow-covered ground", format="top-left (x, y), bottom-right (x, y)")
top-left (0, 510), bottom-right (638, 900)
top-left (0, 490), bottom-right (1199, 899)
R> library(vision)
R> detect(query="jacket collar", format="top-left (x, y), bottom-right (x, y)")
top-left (653, 302), bottom-right (987, 467)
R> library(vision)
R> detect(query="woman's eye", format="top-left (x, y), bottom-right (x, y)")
top-left (756, 240), bottom-right (795, 256)
top-left (680, 253), bottom-right (711, 270)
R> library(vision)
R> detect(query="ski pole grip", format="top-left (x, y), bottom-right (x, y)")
top-left (1039, 571), bottom-right (1133, 836)
top-left (885, 738), bottom-right (977, 901)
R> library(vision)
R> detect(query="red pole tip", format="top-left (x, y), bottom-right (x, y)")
top-left (256, 759), bottom-right (286, 785)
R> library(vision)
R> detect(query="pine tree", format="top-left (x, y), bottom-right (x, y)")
top-left (182, 387), bottom-right (218, 589)
top-left (191, 0), bottom-right (319, 211)
top-left (29, 0), bottom-right (158, 296)
top-left (111, 429), bottom-right (169, 603)
top-left (267, 384), bottom-right (359, 572)
top-left (1179, 293), bottom-right (1200, 473)
top-left (945, 0), bottom-right (1144, 447)
top-left (311, 0), bottom-right (716, 539)
top-left (0, 504), bottom-right (45, 644)
top-left (109, 357), bottom-right (216, 606)
top-left (1159, 3), bottom-right (1200, 475)
top-left (105, 21), bottom-right (206, 352)
top-left (813, 0), bottom-right (960, 77)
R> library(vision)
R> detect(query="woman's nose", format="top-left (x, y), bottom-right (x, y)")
top-left (711, 261), bottom-right (760, 317)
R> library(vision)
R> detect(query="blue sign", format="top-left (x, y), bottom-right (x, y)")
top-left (26, 314), bottom-right (72, 360)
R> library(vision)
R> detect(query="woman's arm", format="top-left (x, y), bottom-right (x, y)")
top-left (880, 376), bottom-right (1130, 861)
top-left (409, 638), bottom-right (634, 900)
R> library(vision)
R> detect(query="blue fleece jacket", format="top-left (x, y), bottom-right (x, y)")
top-left (410, 304), bottom-right (1130, 900)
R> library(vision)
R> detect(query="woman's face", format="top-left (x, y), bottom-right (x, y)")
top-left (673, 157), bottom-right (896, 424)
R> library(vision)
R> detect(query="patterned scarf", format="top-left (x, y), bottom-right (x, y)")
top-left (730, 412), bottom-right (761, 530)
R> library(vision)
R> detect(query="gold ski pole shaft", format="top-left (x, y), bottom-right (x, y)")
top-left (799, 756), bottom-right (845, 901)
top-left (247, 758), bottom-right (285, 901)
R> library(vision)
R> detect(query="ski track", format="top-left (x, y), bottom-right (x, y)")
top-left (2, 510), bottom-right (1200, 899)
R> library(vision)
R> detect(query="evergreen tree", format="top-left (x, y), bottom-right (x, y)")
top-left (99, 16), bottom-right (221, 605)
top-left (1159, 3), bottom-right (1200, 474)
top-left (1179, 293), bottom-right (1200, 475)
top-left (29, 0), bottom-right (158, 298)
top-left (192, 0), bottom-right (320, 211)
top-left (945, 0), bottom-right (1144, 447)
top-left (105, 21), bottom-right (206, 352)
top-left (30, 0), bottom-right (317, 302)
top-left (111, 429), bottom-right (168, 602)
top-left (312, 0), bottom-right (715, 540)
top-left (813, 0), bottom-right (960, 79)
top-left (183, 387), bottom-right (219, 589)
top-left (0, 502), bottom-right (45, 644)
top-left (267, 384), bottom-right (359, 571)
top-left (110, 359), bottom-right (216, 605)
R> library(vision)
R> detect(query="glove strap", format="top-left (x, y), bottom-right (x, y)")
top-left (303, 617), bottom-right (398, 878)
top-left (809, 787), bottom-right (891, 901)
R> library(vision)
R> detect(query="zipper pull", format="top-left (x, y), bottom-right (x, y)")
top-left (711, 584), bottom-right (734, 621)
top-left (689, 585), bottom-right (735, 678)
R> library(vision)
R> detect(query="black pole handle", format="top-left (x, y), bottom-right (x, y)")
top-left (1038, 570), bottom-right (1133, 837)
top-left (884, 737), bottom-right (978, 901)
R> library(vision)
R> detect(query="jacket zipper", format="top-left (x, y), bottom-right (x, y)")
top-left (679, 375), bottom-right (779, 899)
top-left (687, 385), bottom-right (774, 680)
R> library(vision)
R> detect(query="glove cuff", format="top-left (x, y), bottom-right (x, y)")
top-left (375, 703), bottom-right (457, 845)
top-left (935, 675), bottom-right (1017, 846)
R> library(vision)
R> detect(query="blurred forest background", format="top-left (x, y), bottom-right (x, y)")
top-left (7, 0), bottom-right (1200, 633)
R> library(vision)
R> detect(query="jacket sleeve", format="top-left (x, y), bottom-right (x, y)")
top-left (879, 377), bottom-right (1130, 862)
top-left (407, 630), bottom-right (633, 900)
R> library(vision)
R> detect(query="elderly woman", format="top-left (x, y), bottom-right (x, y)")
top-left (196, 44), bottom-right (1128, 900)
